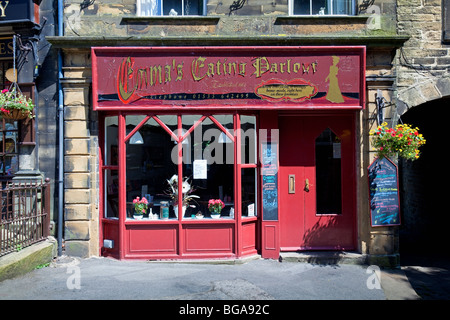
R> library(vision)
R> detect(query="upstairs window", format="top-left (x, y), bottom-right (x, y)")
top-left (137, 0), bottom-right (205, 16)
top-left (290, 0), bottom-right (355, 16)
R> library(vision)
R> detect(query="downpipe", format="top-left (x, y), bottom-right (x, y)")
top-left (57, 0), bottom-right (64, 256)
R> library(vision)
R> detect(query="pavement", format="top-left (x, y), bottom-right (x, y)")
top-left (1, 245), bottom-right (449, 311)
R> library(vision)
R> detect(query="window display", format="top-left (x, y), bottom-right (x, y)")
top-left (103, 113), bottom-right (258, 222)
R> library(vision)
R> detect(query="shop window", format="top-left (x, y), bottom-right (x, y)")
top-left (241, 168), bottom-right (257, 217)
top-left (137, 0), bottom-right (205, 16)
top-left (315, 128), bottom-right (342, 214)
top-left (182, 115), bottom-right (234, 219)
top-left (104, 116), bottom-right (119, 218)
top-left (290, 0), bottom-right (355, 15)
top-left (240, 115), bottom-right (257, 165)
top-left (104, 113), bottom-right (260, 220)
top-left (125, 115), bottom-right (178, 219)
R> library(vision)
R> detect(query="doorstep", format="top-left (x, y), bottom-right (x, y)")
top-left (279, 251), bottom-right (368, 265)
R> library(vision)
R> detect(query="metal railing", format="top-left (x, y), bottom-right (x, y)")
top-left (1, 178), bottom-right (51, 257)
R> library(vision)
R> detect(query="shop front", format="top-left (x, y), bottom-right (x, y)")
top-left (93, 46), bottom-right (365, 260)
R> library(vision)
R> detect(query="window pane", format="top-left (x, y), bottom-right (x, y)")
top-left (163, 0), bottom-right (182, 15)
top-left (293, 0), bottom-right (311, 15)
top-left (315, 128), bottom-right (342, 214)
top-left (293, 0), bottom-right (353, 15)
top-left (182, 115), bottom-right (234, 219)
top-left (242, 168), bottom-right (257, 217)
top-left (240, 115), bottom-right (257, 164)
top-left (126, 115), bottom-right (178, 219)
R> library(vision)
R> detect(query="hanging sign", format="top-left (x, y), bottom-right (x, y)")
top-left (92, 46), bottom-right (365, 110)
top-left (368, 157), bottom-right (401, 227)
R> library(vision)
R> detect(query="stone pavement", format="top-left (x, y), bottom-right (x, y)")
top-left (0, 253), bottom-right (415, 302)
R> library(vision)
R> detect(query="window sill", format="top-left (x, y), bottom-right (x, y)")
top-left (121, 16), bottom-right (220, 25)
top-left (275, 15), bottom-right (369, 25)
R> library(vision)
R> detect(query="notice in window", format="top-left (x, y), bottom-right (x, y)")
top-left (193, 159), bottom-right (207, 179)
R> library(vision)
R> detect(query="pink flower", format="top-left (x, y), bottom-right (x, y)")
top-left (1, 89), bottom-right (8, 94)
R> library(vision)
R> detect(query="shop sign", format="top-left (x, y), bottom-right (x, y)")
top-left (0, 0), bottom-right (33, 23)
top-left (92, 46), bottom-right (365, 110)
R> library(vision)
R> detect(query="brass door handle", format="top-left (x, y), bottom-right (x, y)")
top-left (304, 178), bottom-right (310, 192)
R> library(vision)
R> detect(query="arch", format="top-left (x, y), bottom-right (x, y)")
top-left (397, 77), bottom-right (450, 115)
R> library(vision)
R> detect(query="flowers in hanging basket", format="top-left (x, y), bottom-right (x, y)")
top-left (370, 122), bottom-right (426, 161)
top-left (166, 174), bottom-right (199, 206)
top-left (133, 196), bottom-right (148, 215)
top-left (0, 87), bottom-right (34, 119)
top-left (208, 199), bottom-right (225, 214)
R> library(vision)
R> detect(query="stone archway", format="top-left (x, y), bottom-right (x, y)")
top-left (397, 77), bottom-right (450, 115)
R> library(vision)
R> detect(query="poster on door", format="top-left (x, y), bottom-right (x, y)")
top-left (368, 157), bottom-right (401, 227)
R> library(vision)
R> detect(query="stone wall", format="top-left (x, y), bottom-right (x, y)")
top-left (397, 0), bottom-right (450, 111)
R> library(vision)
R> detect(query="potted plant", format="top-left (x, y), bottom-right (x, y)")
top-left (132, 196), bottom-right (148, 220)
top-left (370, 122), bottom-right (426, 161)
top-left (0, 87), bottom-right (34, 120)
top-left (208, 199), bottom-right (225, 219)
top-left (166, 174), bottom-right (199, 218)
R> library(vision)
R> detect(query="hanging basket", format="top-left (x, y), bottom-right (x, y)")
top-left (1, 109), bottom-right (31, 120)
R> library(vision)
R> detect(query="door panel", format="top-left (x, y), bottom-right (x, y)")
top-left (279, 115), bottom-right (355, 251)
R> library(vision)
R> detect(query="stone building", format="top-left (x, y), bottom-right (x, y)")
top-left (44, 0), bottom-right (412, 266)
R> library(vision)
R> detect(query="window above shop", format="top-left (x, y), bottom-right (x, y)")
top-left (289, 0), bottom-right (355, 16)
top-left (137, 0), bottom-right (206, 16)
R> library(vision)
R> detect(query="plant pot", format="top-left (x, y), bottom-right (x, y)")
top-left (1, 109), bottom-right (30, 120)
top-left (210, 213), bottom-right (221, 219)
top-left (133, 214), bottom-right (143, 220)
top-left (174, 205), bottom-right (186, 218)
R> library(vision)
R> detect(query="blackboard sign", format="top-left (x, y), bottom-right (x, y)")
top-left (368, 157), bottom-right (401, 227)
top-left (261, 142), bottom-right (278, 220)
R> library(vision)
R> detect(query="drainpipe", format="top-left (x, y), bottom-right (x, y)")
top-left (57, 0), bottom-right (64, 256)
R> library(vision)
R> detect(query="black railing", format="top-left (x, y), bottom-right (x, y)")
top-left (1, 178), bottom-right (51, 257)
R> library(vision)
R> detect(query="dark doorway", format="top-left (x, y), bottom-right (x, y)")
top-left (399, 97), bottom-right (450, 258)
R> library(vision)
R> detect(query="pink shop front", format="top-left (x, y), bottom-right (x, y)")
top-left (93, 46), bottom-right (365, 260)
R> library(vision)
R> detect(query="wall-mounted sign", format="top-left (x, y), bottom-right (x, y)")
top-left (0, 0), bottom-right (33, 23)
top-left (0, 37), bottom-right (13, 59)
top-left (368, 157), bottom-right (401, 227)
top-left (262, 142), bottom-right (278, 221)
top-left (92, 46), bottom-right (365, 110)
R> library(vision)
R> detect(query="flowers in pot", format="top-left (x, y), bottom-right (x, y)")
top-left (0, 87), bottom-right (34, 120)
top-left (132, 196), bottom-right (148, 219)
top-left (208, 199), bottom-right (225, 218)
top-left (166, 174), bottom-right (199, 217)
top-left (370, 122), bottom-right (426, 161)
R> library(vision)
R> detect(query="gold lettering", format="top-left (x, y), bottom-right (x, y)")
top-left (117, 57), bottom-right (135, 103)
top-left (0, 1), bottom-right (9, 17)
top-left (176, 62), bottom-right (183, 81)
top-left (191, 56), bottom-right (206, 81)
top-left (252, 57), bottom-right (270, 78)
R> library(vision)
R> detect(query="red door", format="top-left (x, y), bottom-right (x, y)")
top-left (279, 114), bottom-right (356, 251)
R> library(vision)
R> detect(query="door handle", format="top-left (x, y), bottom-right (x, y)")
top-left (304, 178), bottom-right (310, 192)
top-left (288, 175), bottom-right (295, 194)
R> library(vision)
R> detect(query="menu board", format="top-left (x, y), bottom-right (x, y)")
top-left (368, 157), bottom-right (401, 227)
top-left (261, 143), bottom-right (278, 221)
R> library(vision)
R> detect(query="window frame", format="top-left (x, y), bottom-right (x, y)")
top-left (289, 0), bottom-right (356, 16)
top-left (137, 0), bottom-right (207, 17)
